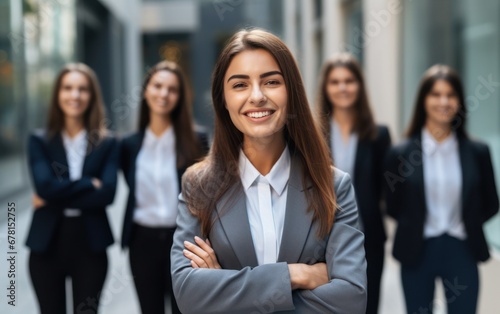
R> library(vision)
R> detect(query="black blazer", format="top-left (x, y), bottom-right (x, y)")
top-left (120, 130), bottom-right (209, 248)
top-left (26, 130), bottom-right (119, 252)
top-left (351, 125), bottom-right (391, 244)
top-left (384, 133), bottom-right (499, 266)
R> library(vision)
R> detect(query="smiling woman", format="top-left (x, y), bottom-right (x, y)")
top-left (170, 28), bottom-right (367, 314)
top-left (119, 60), bottom-right (208, 314)
top-left (385, 64), bottom-right (499, 314)
top-left (315, 53), bottom-right (391, 314)
top-left (26, 63), bottom-right (118, 314)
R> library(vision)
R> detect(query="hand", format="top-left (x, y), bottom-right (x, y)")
top-left (288, 263), bottom-right (329, 290)
top-left (183, 236), bottom-right (221, 269)
top-left (91, 178), bottom-right (102, 189)
top-left (33, 194), bottom-right (46, 209)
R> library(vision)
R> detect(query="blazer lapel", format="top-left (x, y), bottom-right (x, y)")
top-left (412, 134), bottom-right (426, 214)
top-left (458, 137), bottom-right (472, 213)
top-left (353, 139), bottom-right (369, 185)
top-left (216, 183), bottom-right (259, 267)
top-left (277, 154), bottom-right (314, 262)
top-left (128, 132), bottom-right (145, 190)
top-left (49, 133), bottom-right (70, 180)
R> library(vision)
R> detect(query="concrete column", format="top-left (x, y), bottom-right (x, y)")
top-left (362, 0), bottom-right (402, 139)
top-left (300, 0), bottom-right (316, 104)
top-left (322, 0), bottom-right (345, 61)
top-left (283, 0), bottom-right (298, 58)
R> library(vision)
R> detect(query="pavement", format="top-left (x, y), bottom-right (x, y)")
top-left (1, 176), bottom-right (499, 314)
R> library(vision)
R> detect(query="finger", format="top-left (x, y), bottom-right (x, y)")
top-left (202, 238), bottom-right (221, 268)
top-left (194, 236), bottom-right (217, 261)
top-left (191, 260), bottom-right (200, 269)
top-left (184, 240), bottom-right (215, 268)
top-left (183, 249), bottom-right (209, 268)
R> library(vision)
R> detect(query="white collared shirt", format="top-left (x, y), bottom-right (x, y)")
top-left (133, 127), bottom-right (179, 228)
top-left (331, 119), bottom-right (358, 178)
top-left (238, 146), bottom-right (290, 265)
top-left (62, 129), bottom-right (88, 217)
top-left (422, 128), bottom-right (466, 239)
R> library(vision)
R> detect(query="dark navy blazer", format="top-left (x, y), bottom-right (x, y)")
top-left (120, 131), bottom-right (209, 248)
top-left (351, 125), bottom-right (391, 245)
top-left (25, 130), bottom-right (119, 252)
top-left (384, 133), bottom-right (499, 266)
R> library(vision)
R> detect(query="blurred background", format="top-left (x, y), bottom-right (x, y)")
top-left (0, 0), bottom-right (499, 313)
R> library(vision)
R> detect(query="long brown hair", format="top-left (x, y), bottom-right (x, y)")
top-left (316, 53), bottom-right (377, 140)
top-left (183, 28), bottom-right (336, 238)
top-left (406, 64), bottom-right (468, 138)
top-left (47, 63), bottom-right (107, 143)
top-left (138, 60), bottom-right (203, 168)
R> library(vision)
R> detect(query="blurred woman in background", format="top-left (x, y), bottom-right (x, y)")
top-left (316, 53), bottom-right (391, 314)
top-left (120, 60), bottom-right (208, 314)
top-left (27, 63), bottom-right (118, 314)
top-left (385, 64), bottom-right (499, 314)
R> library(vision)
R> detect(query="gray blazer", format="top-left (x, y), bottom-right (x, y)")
top-left (171, 154), bottom-right (367, 313)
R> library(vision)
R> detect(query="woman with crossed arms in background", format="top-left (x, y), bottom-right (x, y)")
top-left (384, 65), bottom-right (499, 314)
top-left (120, 60), bottom-right (208, 314)
top-left (27, 63), bottom-right (118, 314)
top-left (315, 53), bottom-right (391, 314)
top-left (171, 28), bottom-right (367, 313)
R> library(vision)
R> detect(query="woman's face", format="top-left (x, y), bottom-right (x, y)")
top-left (144, 70), bottom-right (180, 117)
top-left (424, 79), bottom-right (459, 128)
top-left (223, 49), bottom-right (288, 142)
top-left (58, 71), bottom-right (91, 120)
top-left (326, 66), bottom-right (359, 111)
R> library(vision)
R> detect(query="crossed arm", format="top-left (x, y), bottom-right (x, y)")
top-left (183, 237), bottom-right (329, 291)
top-left (29, 135), bottom-right (119, 211)
top-left (172, 171), bottom-right (367, 314)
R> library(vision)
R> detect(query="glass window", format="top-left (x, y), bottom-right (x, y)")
top-left (0, 0), bottom-right (76, 199)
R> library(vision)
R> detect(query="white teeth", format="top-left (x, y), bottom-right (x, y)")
top-left (247, 111), bottom-right (271, 118)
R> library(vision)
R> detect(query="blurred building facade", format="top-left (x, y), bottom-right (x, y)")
top-left (0, 0), bottom-right (141, 201)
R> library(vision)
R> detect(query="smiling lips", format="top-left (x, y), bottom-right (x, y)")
top-left (244, 110), bottom-right (274, 119)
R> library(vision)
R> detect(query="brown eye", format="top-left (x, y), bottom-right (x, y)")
top-left (233, 82), bottom-right (246, 89)
top-left (265, 80), bottom-right (280, 86)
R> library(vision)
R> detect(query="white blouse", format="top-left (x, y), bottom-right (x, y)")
top-left (331, 119), bottom-right (358, 178)
top-left (239, 146), bottom-right (290, 265)
top-left (133, 127), bottom-right (179, 228)
top-left (62, 129), bottom-right (88, 217)
top-left (422, 128), bottom-right (466, 240)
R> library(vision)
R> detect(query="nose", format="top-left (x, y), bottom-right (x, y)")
top-left (338, 82), bottom-right (347, 91)
top-left (249, 84), bottom-right (266, 105)
top-left (439, 95), bottom-right (450, 105)
top-left (160, 88), bottom-right (169, 98)
top-left (70, 89), bottom-right (81, 99)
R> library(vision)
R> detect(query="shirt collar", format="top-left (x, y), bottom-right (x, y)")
top-left (421, 127), bottom-right (458, 156)
top-left (145, 126), bottom-right (175, 146)
top-left (62, 129), bottom-right (87, 146)
top-left (239, 145), bottom-right (291, 196)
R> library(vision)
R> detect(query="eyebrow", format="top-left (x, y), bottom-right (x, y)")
top-left (226, 71), bottom-right (283, 83)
